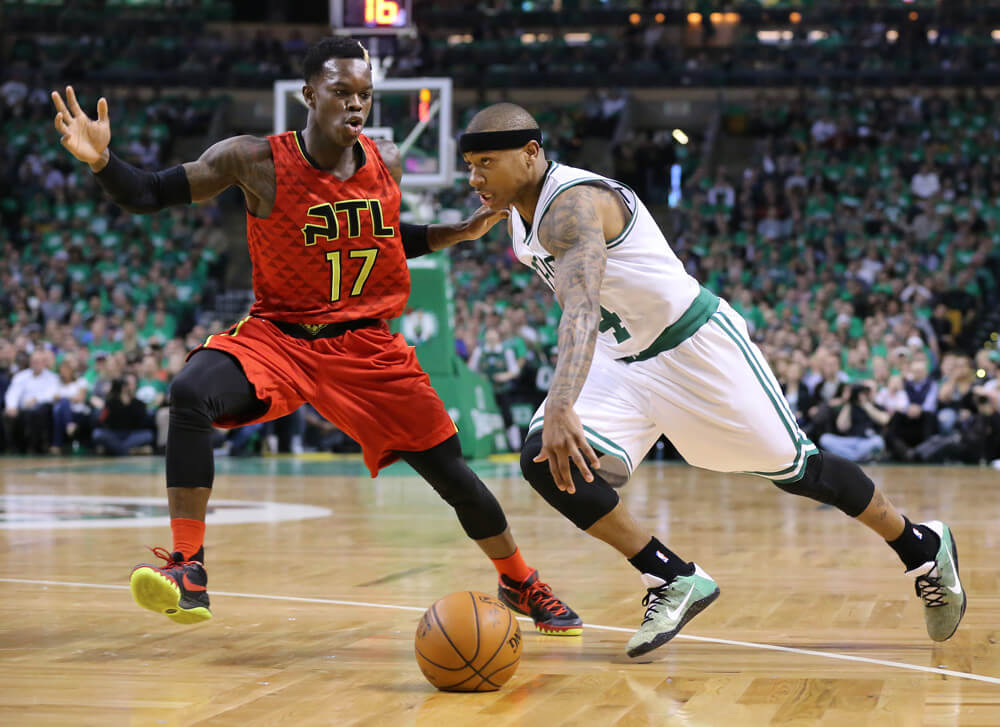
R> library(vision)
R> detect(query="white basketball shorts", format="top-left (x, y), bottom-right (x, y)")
top-left (527, 300), bottom-right (818, 483)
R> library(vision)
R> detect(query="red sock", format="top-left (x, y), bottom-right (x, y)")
top-left (491, 547), bottom-right (534, 583)
top-left (170, 518), bottom-right (205, 562)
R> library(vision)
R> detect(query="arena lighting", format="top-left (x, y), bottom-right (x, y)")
top-left (687, 12), bottom-right (702, 24)
top-left (992, 29), bottom-right (1000, 41)
top-left (723, 12), bottom-right (739, 23)
top-left (629, 12), bottom-right (641, 25)
top-left (757, 29), bottom-right (793, 44)
top-left (418, 88), bottom-right (431, 123)
top-left (789, 11), bottom-right (801, 23)
top-left (709, 12), bottom-right (723, 23)
top-left (655, 13), bottom-right (665, 23)
top-left (672, 128), bottom-right (689, 145)
top-left (976, 368), bottom-right (987, 379)
top-left (668, 163), bottom-right (682, 208)
top-left (909, 11), bottom-right (918, 21)
top-left (564, 32), bottom-right (592, 45)
top-left (886, 29), bottom-right (899, 42)
top-left (927, 29), bottom-right (939, 42)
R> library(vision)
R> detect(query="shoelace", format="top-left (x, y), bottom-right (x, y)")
top-left (640, 585), bottom-right (670, 625)
top-left (524, 580), bottom-right (570, 616)
top-left (914, 571), bottom-right (947, 608)
top-left (147, 545), bottom-right (183, 569)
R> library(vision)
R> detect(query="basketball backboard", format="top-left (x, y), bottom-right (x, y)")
top-left (273, 76), bottom-right (454, 189)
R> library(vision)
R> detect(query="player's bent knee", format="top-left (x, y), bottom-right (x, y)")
top-left (772, 451), bottom-right (874, 518)
top-left (520, 432), bottom-right (620, 531)
top-left (167, 370), bottom-right (217, 434)
top-left (168, 369), bottom-right (205, 412)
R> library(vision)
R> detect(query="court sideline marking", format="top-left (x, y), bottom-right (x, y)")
top-left (2, 577), bottom-right (995, 686)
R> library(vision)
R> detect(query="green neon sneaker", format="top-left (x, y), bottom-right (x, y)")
top-left (906, 520), bottom-right (966, 641)
top-left (626, 564), bottom-right (720, 658)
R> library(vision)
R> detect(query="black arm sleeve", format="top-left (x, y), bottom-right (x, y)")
top-left (400, 223), bottom-right (431, 259)
top-left (92, 150), bottom-right (192, 214)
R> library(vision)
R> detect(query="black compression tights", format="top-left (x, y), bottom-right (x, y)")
top-left (166, 349), bottom-right (268, 487)
top-left (167, 351), bottom-right (510, 541)
top-left (398, 434), bottom-right (509, 540)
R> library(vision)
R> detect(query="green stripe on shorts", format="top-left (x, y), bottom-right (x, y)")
top-left (713, 311), bottom-right (809, 440)
top-left (527, 418), bottom-right (633, 473)
top-left (709, 313), bottom-right (815, 483)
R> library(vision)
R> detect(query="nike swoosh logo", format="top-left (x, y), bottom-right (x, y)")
top-left (182, 573), bottom-right (207, 592)
top-left (663, 583), bottom-right (696, 621)
top-left (940, 535), bottom-right (963, 595)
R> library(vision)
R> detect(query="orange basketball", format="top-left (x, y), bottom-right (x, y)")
top-left (415, 591), bottom-right (522, 692)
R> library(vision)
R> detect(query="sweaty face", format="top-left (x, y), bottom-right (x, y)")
top-left (304, 58), bottom-right (373, 147)
top-left (464, 146), bottom-right (535, 211)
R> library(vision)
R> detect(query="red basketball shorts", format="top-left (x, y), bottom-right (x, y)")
top-left (192, 317), bottom-right (457, 476)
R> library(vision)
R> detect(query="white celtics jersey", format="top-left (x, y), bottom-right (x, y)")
top-left (510, 162), bottom-right (702, 359)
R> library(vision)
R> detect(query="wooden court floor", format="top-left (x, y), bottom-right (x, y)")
top-left (1, 455), bottom-right (998, 726)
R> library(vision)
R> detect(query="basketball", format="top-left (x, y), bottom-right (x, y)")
top-left (415, 591), bottom-right (522, 692)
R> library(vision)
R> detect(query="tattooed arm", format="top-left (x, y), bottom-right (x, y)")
top-left (533, 184), bottom-right (616, 492)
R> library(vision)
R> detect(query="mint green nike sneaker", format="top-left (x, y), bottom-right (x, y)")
top-left (906, 520), bottom-right (966, 641)
top-left (626, 564), bottom-right (720, 658)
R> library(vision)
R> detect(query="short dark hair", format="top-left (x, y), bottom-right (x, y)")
top-left (303, 37), bottom-right (370, 83)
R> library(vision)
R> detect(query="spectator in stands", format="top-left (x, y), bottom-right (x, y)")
top-left (50, 353), bottom-right (90, 453)
top-left (92, 373), bottom-right (153, 456)
top-left (468, 327), bottom-right (521, 451)
top-left (936, 354), bottom-right (978, 435)
top-left (302, 404), bottom-right (359, 454)
top-left (818, 382), bottom-right (889, 463)
top-left (0, 341), bottom-right (14, 453)
top-left (958, 393), bottom-right (1000, 465)
top-left (886, 356), bottom-right (939, 461)
top-left (780, 360), bottom-right (813, 430)
top-left (3, 348), bottom-right (59, 453)
top-left (805, 348), bottom-right (849, 440)
top-left (911, 162), bottom-right (941, 199)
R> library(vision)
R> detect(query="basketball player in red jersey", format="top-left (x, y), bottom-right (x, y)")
top-left (51, 37), bottom-right (582, 635)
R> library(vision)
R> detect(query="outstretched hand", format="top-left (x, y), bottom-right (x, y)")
top-left (51, 86), bottom-right (111, 169)
top-left (462, 204), bottom-right (509, 241)
top-left (533, 406), bottom-right (601, 494)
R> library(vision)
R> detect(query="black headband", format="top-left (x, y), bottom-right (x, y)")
top-left (459, 129), bottom-right (542, 154)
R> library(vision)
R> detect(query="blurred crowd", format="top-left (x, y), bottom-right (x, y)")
top-left (455, 85), bottom-right (1000, 465)
top-left (1, 53), bottom-right (997, 463)
top-left (7, 2), bottom-right (997, 89)
top-left (0, 81), bottom-right (232, 456)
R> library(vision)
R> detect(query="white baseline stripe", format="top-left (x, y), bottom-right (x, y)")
top-left (3, 577), bottom-right (996, 686)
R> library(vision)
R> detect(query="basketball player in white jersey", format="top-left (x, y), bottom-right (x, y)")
top-left (458, 103), bottom-right (965, 658)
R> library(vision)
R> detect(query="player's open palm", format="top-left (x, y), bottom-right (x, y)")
top-left (463, 204), bottom-right (509, 241)
top-left (535, 406), bottom-right (600, 494)
top-left (51, 86), bottom-right (110, 166)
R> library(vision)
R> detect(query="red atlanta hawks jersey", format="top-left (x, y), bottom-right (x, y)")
top-left (246, 131), bottom-right (409, 323)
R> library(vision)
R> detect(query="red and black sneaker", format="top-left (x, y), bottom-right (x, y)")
top-left (129, 547), bottom-right (212, 625)
top-left (498, 569), bottom-right (583, 636)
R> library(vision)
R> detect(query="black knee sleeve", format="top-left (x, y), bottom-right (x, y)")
top-left (398, 434), bottom-right (508, 540)
top-left (773, 450), bottom-right (875, 517)
top-left (166, 349), bottom-right (266, 488)
top-left (520, 431), bottom-right (620, 530)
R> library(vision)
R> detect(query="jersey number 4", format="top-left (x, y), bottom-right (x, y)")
top-left (326, 249), bottom-right (378, 302)
top-left (599, 306), bottom-right (631, 343)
